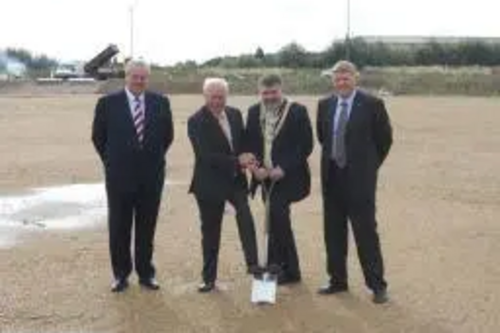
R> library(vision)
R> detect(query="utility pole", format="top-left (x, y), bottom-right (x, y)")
top-left (345, 0), bottom-right (351, 60)
top-left (129, 5), bottom-right (135, 59)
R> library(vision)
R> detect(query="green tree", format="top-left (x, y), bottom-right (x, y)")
top-left (278, 42), bottom-right (308, 68)
top-left (254, 47), bottom-right (265, 60)
top-left (457, 42), bottom-right (495, 66)
top-left (238, 54), bottom-right (261, 68)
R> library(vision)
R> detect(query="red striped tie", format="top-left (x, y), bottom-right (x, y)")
top-left (133, 96), bottom-right (145, 144)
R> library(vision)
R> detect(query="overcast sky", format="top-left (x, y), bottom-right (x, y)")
top-left (0, 0), bottom-right (498, 65)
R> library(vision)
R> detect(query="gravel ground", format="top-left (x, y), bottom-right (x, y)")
top-left (0, 95), bottom-right (499, 333)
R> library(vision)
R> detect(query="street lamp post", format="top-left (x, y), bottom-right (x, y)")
top-left (129, 5), bottom-right (135, 59)
top-left (345, 0), bottom-right (351, 60)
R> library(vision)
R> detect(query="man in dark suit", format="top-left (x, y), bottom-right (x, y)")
top-left (92, 60), bottom-right (174, 293)
top-left (188, 78), bottom-right (259, 293)
top-left (316, 61), bottom-right (393, 304)
top-left (245, 74), bottom-right (313, 285)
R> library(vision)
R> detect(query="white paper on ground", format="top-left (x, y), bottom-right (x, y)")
top-left (251, 274), bottom-right (277, 304)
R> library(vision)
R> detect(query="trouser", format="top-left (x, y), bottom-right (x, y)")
top-left (323, 162), bottom-right (387, 291)
top-left (106, 179), bottom-right (163, 280)
top-left (195, 189), bottom-right (258, 283)
top-left (264, 184), bottom-right (301, 279)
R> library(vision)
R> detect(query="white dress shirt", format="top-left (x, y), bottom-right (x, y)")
top-left (125, 87), bottom-right (145, 117)
top-left (333, 89), bottom-right (357, 135)
top-left (217, 109), bottom-right (233, 150)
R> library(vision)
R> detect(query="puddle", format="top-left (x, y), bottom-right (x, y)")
top-left (0, 183), bottom-right (107, 230)
top-left (0, 181), bottom-right (185, 248)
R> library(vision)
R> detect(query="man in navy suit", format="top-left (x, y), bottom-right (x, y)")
top-left (316, 61), bottom-right (393, 304)
top-left (245, 74), bottom-right (313, 285)
top-left (92, 60), bottom-right (174, 292)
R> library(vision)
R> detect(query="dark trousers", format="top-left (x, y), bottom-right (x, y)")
top-left (323, 162), bottom-right (387, 292)
top-left (106, 179), bottom-right (163, 280)
top-left (265, 185), bottom-right (301, 279)
top-left (195, 188), bottom-right (258, 283)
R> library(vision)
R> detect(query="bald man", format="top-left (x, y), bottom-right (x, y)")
top-left (187, 78), bottom-right (259, 292)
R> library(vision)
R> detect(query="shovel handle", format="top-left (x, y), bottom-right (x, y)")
top-left (259, 181), bottom-right (275, 268)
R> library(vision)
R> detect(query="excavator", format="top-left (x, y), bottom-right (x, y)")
top-left (52, 44), bottom-right (125, 81)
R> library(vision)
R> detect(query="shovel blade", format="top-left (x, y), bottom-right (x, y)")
top-left (251, 273), bottom-right (277, 304)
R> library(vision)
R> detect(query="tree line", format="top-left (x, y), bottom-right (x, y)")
top-left (1, 48), bottom-right (58, 75)
top-left (4, 38), bottom-right (500, 74)
top-left (197, 38), bottom-right (500, 69)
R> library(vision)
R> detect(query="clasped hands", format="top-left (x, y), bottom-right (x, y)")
top-left (238, 153), bottom-right (285, 181)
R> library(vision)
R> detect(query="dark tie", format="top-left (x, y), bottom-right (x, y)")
top-left (333, 101), bottom-right (349, 168)
top-left (133, 96), bottom-right (145, 143)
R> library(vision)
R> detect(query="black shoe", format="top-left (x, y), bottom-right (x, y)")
top-left (267, 264), bottom-right (282, 275)
top-left (198, 282), bottom-right (215, 293)
top-left (372, 289), bottom-right (389, 304)
top-left (317, 283), bottom-right (349, 295)
top-left (278, 274), bottom-right (302, 286)
top-left (247, 265), bottom-right (262, 275)
top-left (139, 278), bottom-right (160, 291)
top-left (111, 279), bottom-right (129, 293)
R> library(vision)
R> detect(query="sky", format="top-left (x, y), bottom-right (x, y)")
top-left (0, 0), bottom-right (498, 65)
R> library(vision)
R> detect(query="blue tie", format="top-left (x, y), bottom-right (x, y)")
top-left (333, 101), bottom-right (349, 168)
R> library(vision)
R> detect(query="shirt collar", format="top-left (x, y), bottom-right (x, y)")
top-left (218, 109), bottom-right (228, 121)
top-left (125, 87), bottom-right (145, 103)
top-left (205, 106), bottom-right (227, 120)
top-left (337, 89), bottom-right (357, 107)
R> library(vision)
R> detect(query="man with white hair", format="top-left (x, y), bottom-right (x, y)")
top-left (92, 59), bottom-right (174, 293)
top-left (188, 78), bottom-right (259, 293)
top-left (316, 60), bottom-right (393, 303)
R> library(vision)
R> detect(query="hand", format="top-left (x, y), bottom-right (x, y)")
top-left (238, 153), bottom-right (256, 168)
top-left (268, 166), bottom-right (285, 181)
top-left (253, 167), bottom-right (268, 181)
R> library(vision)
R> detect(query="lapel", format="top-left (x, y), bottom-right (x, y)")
top-left (273, 100), bottom-right (293, 141)
top-left (256, 107), bottom-right (264, 143)
top-left (327, 94), bottom-right (337, 147)
top-left (346, 91), bottom-right (363, 137)
top-left (225, 108), bottom-right (238, 152)
top-left (203, 107), bottom-right (232, 152)
top-left (143, 92), bottom-right (154, 144)
top-left (120, 90), bottom-right (140, 146)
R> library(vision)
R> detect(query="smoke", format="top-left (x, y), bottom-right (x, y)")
top-left (0, 51), bottom-right (27, 77)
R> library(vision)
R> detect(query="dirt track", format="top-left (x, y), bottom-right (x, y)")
top-left (0, 95), bottom-right (499, 333)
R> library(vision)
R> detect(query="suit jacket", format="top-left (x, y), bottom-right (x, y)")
top-left (188, 106), bottom-right (248, 202)
top-left (245, 101), bottom-right (313, 203)
top-left (92, 89), bottom-right (174, 193)
top-left (316, 90), bottom-right (393, 200)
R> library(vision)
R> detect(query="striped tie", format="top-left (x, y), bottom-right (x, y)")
top-left (133, 96), bottom-right (145, 144)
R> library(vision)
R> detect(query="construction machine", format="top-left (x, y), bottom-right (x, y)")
top-left (52, 44), bottom-right (125, 81)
